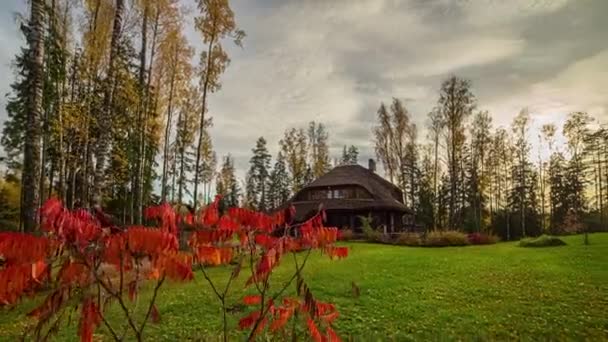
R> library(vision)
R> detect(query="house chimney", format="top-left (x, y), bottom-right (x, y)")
top-left (368, 158), bottom-right (376, 172)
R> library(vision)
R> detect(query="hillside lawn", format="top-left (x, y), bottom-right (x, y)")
top-left (1, 233), bottom-right (607, 340)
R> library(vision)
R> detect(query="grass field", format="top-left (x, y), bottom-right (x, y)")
top-left (1, 233), bottom-right (607, 341)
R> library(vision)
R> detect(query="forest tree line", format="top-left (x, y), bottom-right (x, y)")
top-left (1, 0), bottom-right (248, 231)
top-left (0, 0), bottom-right (361, 231)
top-left (372, 76), bottom-right (608, 239)
top-left (2, 0), bottom-right (606, 239)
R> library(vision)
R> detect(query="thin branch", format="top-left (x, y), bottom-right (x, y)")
top-left (84, 257), bottom-right (141, 340)
top-left (40, 307), bottom-right (67, 342)
top-left (247, 247), bottom-right (313, 341)
top-left (198, 263), bottom-right (223, 299)
top-left (138, 275), bottom-right (165, 337)
top-left (98, 307), bottom-right (121, 341)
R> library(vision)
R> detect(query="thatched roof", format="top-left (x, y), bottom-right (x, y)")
top-left (287, 164), bottom-right (413, 221)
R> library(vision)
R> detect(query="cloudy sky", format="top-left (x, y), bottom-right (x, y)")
top-left (1, 0), bottom-right (607, 180)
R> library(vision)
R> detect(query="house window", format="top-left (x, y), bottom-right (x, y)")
top-left (301, 186), bottom-right (372, 201)
top-left (355, 187), bottom-right (371, 199)
top-left (310, 189), bottom-right (329, 200)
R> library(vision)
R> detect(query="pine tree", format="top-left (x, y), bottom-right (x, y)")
top-left (549, 152), bottom-right (568, 231)
top-left (245, 137), bottom-right (271, 211)
top-left (216, 155), bottom-right (239, 207)
top-left (340, 146), bottom-right (349, 165)
top-left (173, 87), bottom-right (200, 204)
top-left (417, 146), bottom-right (435, 229)
top-left (340, 145), bottom-right (359, 165)
top-left (268, 152), bottom-right (291, 210)
top-left (195, 129), bottom-right (217, 205)
top-left (2, 29), bottom-right (32, 171)
top-left (347, 145), bottom-right (359, 165)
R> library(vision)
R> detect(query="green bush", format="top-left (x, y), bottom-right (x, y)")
top-left (395, 232), bottom-right (422, 246)
top-left (359, 215), bottom-right (383, 242)
top-left (519, 235), bottom-right (566, 247)
top-left (423, 230), bottom-right (469, 247)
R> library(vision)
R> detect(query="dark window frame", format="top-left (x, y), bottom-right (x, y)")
top-left (296, 185), bottom-right (373, 201)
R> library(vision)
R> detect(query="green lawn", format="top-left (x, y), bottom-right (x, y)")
top-left (1, 233), bottom-right (607, 341)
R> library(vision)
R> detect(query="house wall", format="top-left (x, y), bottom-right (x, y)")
top-left (325, 209), bottom-right (414, 233)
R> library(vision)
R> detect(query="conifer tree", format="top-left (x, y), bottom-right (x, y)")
top-left (216, 155), bottom-right (239, 207)
top-left (245, 137), bottom-right (271, 211)
top-left (268, 152), bottom-right (291, 209)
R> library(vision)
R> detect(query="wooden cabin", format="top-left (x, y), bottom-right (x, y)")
top-left (286, 160), bottom-right (415, 233)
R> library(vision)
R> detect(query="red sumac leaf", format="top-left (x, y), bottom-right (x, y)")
top-left (307, 318), bottom-right (324, 342)
top-left (57, 261), bottom-right (90, 287)
top-left (128, 281), bottom-right (138, 301)
top-left (200, 195), bottom-right (221, 226)
top-left (31, 261), bottom-right (48, 283)
top-left (238, 310), bottom-right (260, 330)
top-left (321, 311), bottom-right (340, 324)
top-left (78, 298), bottom-right (101, 342)
top-left (126, 227), bottom-right (178, 256)
top-left (270, 307), bottom-right (295, 332)
top-left (151, 304), bottom-right (160, 324)
top-left (144, 203), bottom-right (178, 236)
top-left (243, 295), bottom-right (261, 305)
top-left (0, 264), bottom-right (33, 305)
top-left (0, 232), bottom-right (50, 264)
top-left (155, 252), bottom-right (194, 281)
top-left (326, 327), bottom-right (341, 342)
top-left (254, 234), bottom-right (276, 250)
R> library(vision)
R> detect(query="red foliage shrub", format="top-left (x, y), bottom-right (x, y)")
top-left (1, 195), bottom-right (348, 341)
top-left (467, 232), bottom-right (499, 245)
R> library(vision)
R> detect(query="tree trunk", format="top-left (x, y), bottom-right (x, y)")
top-left (137, 8), bottom-right (160, 219)
top-left (449, 126), bottom-right (457, 229)
top-left (39, 106), bottom-right (50, 206)
top-left (520, 146), bottom-right (526, 238)
top-left (48, 159), bottom-right (55, 199)
top-left (598, 147), bottom-right (604, 230)
top-left (432, 133), bottom-right (438, 229)
top-left (133, 0), bottom-right (149, 224)
top-left (161, 44), bottom-right (178, 202)
top-left (178, 147), bottom-right (185, 204)
top-left (170, 150), bottom-right (177, 203)
top-left (56, 0), bottom-right (71, 203)
top-left (21, 0), bottom-right (46, 232)
top-left (193, 31), bottom-right (217, 210)
top-left (93, 0), bottom-right (124, 207)
top-left (504, 158), bottom-right (511, 240)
